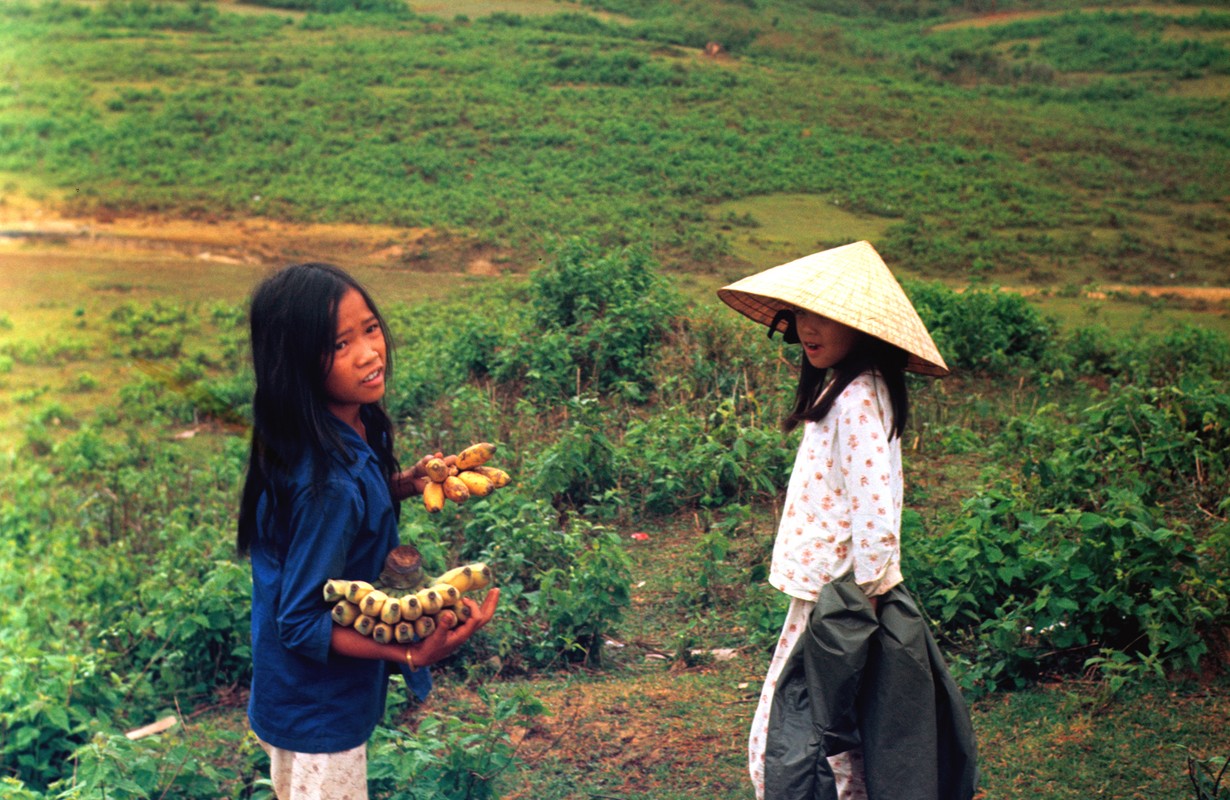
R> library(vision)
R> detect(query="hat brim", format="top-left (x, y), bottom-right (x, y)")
top-left (717, 241), bottom-right (950, 377)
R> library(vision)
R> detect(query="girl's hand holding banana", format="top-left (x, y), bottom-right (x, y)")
top-left (415, 442), bottom-right (512, 513)
top-left (324, 546), bottom-right (496, 658)
top-left (409, 588), bottom-right (500, 669)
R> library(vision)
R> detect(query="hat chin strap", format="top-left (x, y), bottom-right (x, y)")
top-left (768, 309), bottom-right (800, 344)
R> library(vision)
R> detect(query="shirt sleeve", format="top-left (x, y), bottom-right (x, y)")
top-left (276, 478), bottom-right (363, 664)
top-left (839, 380), bottom-right (900, 595)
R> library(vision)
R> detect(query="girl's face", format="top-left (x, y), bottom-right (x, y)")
top-left (793, 308), bottom-right (862, 369)
top-left (323, 287), bottom-right (387, 423)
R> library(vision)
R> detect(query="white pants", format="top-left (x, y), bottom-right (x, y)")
top-left (256, 734), bottom-right (368, 800)
top-left (748, 597), bottom-right (868, 800)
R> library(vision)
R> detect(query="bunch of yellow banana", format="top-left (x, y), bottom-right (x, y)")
top-left (421, 442), bottom-right (512, 513)
top-left (324, 560), bottom-right (494, 645)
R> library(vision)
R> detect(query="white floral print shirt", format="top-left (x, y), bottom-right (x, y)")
top-left (770, 371), bottom-right (903, 601)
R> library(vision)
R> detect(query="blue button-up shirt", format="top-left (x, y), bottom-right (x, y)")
top-left (247, 413), bottom-right (430, 753)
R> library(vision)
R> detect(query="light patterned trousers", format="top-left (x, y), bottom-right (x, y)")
top-left (255, 734), bottom-right (368, 800)
top-left (748, 596), bottom-right (868, 800)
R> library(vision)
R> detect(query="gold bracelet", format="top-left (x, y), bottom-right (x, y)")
top-left (404, 648), bottom-right (415, 670)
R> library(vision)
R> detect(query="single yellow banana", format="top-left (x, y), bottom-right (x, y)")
top-left (424, 457), bottom-right (449, 483)
top-left (413, 615), bottom-right (436, 639)
top-left (468, 562), bottom-right (493, 591)
top-left (456, 442), bottom-right (497, 470)
top-left (437, 565), bottom-right (473, 593)
top-left (359, 589), bottom-right (388, 618)
top-left (331, 600), bottom-right (361, 627)
top-left (415, 587), bottom-right (443, 616)
top-left (372, 622), bottom-right (395, 645)
top-left (442, 475), bottom-right (470, 504)
top-left (323, 579), bottom-right (351, 603)
top-left (379, 596), bottom-right (403, 624)
top-left (451, 598), bottom-right (473, 623)
top-left (353, 614), bottom-right (378, 637)
top-left (431, 583), bottom-right (460, 604)
top-left (423, 481), bottom-right (445, 513)
top-left (471, 465), bottom-right (511, 488)
top-left (398, 594), bottom-right (423, 622)
top-left (457, 470), bottom-right (494, 497)
top-left (345, 580), bottom-right (374, 604)
top-left (394, 621), bottom-right (415, 644)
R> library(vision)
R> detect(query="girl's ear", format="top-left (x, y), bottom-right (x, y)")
top-left (768, 309), bottom-right (800, 344)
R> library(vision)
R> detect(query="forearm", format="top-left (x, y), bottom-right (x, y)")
top-left (330, 625), bottom-right (411, 663)
top-left (330, 620), bottom-right (458, 669)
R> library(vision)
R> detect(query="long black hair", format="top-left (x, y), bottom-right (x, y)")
top-left (780, 321), bottom-right (910, 439)
top-left (236, 263), bottom-right (399, 557)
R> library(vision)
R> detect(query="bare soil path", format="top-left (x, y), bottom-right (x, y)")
top-left (2, 204), bottom-right (1227, 305)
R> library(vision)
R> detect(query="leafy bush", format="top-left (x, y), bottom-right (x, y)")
top-left (905, 281), bottom-right (1056, 373)
top-left (44, 727), bottom-right (242, 799)
top-left (909, 489), bottom-right (1226, 695)
top-left (493, 240), bottom-right (682, 403)
top-left (370, 686), bottom-right (544, 800)
top-left (107, 300), bottom-right (194, 360)
top-left (401, 492), bottom-right (633, 672)
top-left (0, 432), bottom-right (248, 790)
top-left (528, 525), bottom-right (632, 667)
top-left (1003, 375), bottom-right (1230, 513)
top-left (618, 397), bottom-right (789, 515)
top-left (526, 395), bottom-right (620, 509)
top-left (1056, 322), bottom-right (1230, 382)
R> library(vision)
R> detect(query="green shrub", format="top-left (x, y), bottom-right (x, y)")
top-left (528, 524), bottom-right (632, 667)
top-left (1005, 375), bottom-right (1230, 513)
top-left (494, 240), bottom-right (682, 403)
top-left (370, 686), bottom-right (544, 800)
top-left (618, 397), bottom-right (788, 515)
top-left (188, 371), bottom-right (253, 424)
top-left (527, 395), bottom-right (620, 509)
top-left (107, 301), bottom-right (193, 360)
top-left (905, 281), bottom-right (1056, 373)
top-left (910, 489), bottom-right (1225, 695)
top-left (401, 491), bottom-right (634, 672)
top-left (0, 645), bottom-right (120, 790)
top-left (46, 727), bottom-right (241, 799)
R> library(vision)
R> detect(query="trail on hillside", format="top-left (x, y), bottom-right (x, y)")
top-left (2, 207), bottom-right (1227, 304)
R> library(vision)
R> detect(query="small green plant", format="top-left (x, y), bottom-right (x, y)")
top-left (69, 370), bottom-right (101, 392)
top-left (528, 395), bottom-right (619, 510)
top-left (370, 685), bottom-right (544, 800)
top-left (682, 505), bottom-right (751, 609)
top-left (47, 727), bottom-right (237, 799)
top-left (529, 525), bottom-right (632, 668)
top-left (1189, 752), bottom-right (1229, 800)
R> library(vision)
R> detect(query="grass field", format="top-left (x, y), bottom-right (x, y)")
top-left (1, 0), bottom-right (1228, 796)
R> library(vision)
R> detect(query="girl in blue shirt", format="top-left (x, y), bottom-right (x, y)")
top-left (237, 262), bottom-right (499, 798)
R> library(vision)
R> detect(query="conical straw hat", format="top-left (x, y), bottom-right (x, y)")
top-left (717, 240), bottom-right (949, 376)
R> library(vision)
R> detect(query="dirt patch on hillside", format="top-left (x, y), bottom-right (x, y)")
top-left (2, 202), bottom-right (1227, 303)
top-left (1001, 283), bottom-right (1230, 306)
top-left (929, 4), bottom-right (1227, 31)
top-left (0, 202), bottom-right (517, 277)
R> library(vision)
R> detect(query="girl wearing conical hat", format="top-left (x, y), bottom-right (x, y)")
top-left (719, 242), bottom-right (977, 800)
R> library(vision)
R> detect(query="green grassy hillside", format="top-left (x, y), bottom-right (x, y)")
top-left (2, 0), bottom-right (1228, 286)
top-left (1, 1), bottom-right (1228, 798)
